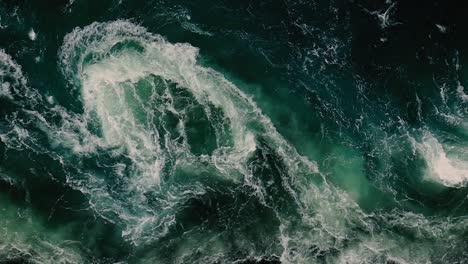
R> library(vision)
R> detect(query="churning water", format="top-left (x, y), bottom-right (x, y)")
top-left (0, 1), bottom-right (467, 263)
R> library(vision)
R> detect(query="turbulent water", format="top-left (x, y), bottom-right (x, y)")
top-left (0, 0), bottom-right (467, 263)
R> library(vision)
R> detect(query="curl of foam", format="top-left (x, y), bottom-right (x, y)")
top-left (59, 20), bottom-right (320, 187)
top-left (410, 130), bottom-right (468, 187)
top-left (57, 20), bottom-right (341, 247)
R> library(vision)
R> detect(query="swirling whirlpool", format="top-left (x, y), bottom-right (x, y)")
top-left (0, 2), bottom-right (467, 263)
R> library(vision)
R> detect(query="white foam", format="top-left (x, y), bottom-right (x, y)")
top-left (181, 22), bottom-right (214, 36)
top-left (412, 131), bottom-right (468, 187)
top-left (363, 2), bottom-right (401, 29)
top-left (0, 81), bottom-right (12, 99)
top-left (28, 28), bottom-right (37, 41)
top-left (47, 95), bottom-right (54, 104)
top-left (457, 83), bottom-right (468, 102)
top-left (436, 24), bottom-right (447, 33)
top-left (0, 49), bottom-right (40, 105)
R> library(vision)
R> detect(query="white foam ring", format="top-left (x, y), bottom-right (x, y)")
top-left (57, 21), bottom-right (372, 251)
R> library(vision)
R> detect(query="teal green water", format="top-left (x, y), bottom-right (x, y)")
top-left (0, 0), bottom-right (467, 263)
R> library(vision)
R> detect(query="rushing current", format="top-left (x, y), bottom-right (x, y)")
top-left (0, 0), bottom-right (467, 263)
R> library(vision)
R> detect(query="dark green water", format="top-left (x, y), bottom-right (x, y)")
top-left (0, 0), bottom-right (467, 263)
